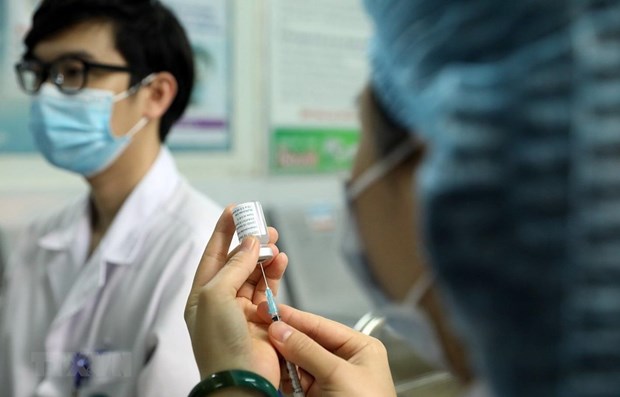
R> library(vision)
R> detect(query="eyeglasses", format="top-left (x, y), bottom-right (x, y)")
top-left (14, 56), bottom-right (134, 95)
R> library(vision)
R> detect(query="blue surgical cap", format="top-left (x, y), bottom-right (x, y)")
top-left (364, 0), bottom-right (620, 396)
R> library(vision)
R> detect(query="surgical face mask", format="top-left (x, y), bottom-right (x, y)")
top-left (29, 76), bottom-right (154, 177)
top-left (343, 141), bottom-right (447, 369)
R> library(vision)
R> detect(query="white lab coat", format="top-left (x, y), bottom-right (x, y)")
top-left (0, 148), bottom-right (223, 397)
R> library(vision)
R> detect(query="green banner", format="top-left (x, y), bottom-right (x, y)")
top-left (270, 128), bottom-right (360, 174)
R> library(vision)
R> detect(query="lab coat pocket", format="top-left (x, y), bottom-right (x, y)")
top-left (77, 350), bottom-right (133, 396)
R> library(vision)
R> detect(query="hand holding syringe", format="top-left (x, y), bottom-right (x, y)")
top-left (232, 202), bottom-right (305, 397)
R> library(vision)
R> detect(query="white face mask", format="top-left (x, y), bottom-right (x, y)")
top-left (342, 141), bottom-right (447, 369)
top-left (381, 274), bottom-right (447, 369)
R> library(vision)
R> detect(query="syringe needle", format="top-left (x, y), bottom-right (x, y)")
top-left (258, 264), bottom-right (304, 396)
top-left (259, 263), bottom-right (269, 286)
top-left (259, 263), bottom-right (279, 320)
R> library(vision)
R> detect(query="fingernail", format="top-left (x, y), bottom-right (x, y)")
top-left (271, 321), bottom-right (293, 342)
top-left (241, 236), bottom-right (258, 252)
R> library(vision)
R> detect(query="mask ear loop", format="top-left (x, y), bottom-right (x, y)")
top-left (113, 73), bottom-right (157, 102)
top-left (403, 272), bottom-right (434, 308)
top-left (112, 73), bottom-right (158, 138)
top-left (124, 117), bottom-right (150, 138)
top-left (346, 139), bottom-right (418, 201)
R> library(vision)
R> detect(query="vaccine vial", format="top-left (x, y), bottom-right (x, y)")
top-left (232, 201), bottom-right (274, 263)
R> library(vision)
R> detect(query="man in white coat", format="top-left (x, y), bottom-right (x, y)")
top-left (0, 1), bottom-right (223, 395)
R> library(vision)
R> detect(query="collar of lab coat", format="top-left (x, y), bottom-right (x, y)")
top-left (37, 147), bottom-right (181, 267)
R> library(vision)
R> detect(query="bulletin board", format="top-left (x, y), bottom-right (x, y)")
top-left (163, 0), bottom-right (233, 151)
top-left (267, 0), bottom-right (372, 174)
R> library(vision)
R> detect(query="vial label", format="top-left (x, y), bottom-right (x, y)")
top-left (232, 202), bottom-right (269, 244)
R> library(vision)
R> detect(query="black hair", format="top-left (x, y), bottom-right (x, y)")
top-left (24, 0), bottom-right (194, 142)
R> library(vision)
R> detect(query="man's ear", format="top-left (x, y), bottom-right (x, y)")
top-left (143, 72), bottom-right (178, 119)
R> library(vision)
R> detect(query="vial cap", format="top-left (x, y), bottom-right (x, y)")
top-left (258, 246), bottom-right (274, 262)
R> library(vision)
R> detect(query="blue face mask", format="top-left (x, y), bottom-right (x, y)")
top-left (29, 78), bottom-right (152, 177)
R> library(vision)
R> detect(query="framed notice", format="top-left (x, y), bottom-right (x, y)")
top-left (268, 0), bottom-right (372, 173)
top-left (159, 0), bottom-right (233, 150)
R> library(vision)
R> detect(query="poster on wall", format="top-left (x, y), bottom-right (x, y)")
top-left (268, 0), bottom-right (372, 173)
top-left (0, 0), bottom-right (40, 96)
top-left (163, 0), bottom-right (232, 151)
top-left (0, 0), bottom-right (39, 153)
top-left (0, 0), bottom-right (6, 84)
top-left (0, 0), bottom-right (35, 97)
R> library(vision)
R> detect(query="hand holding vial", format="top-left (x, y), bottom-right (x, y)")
top-left (185, 204), bottom-right (288, 388)
top-left (185, 203), bottom-right (397, 397)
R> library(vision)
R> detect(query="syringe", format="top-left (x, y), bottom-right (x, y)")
top-left (259, 264), bottom-right (305, 397)
top-left (232, 202), bottom-right (305, 397)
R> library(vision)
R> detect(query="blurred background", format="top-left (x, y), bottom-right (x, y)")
top-left (0, 0), bottom-right (373, 327)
